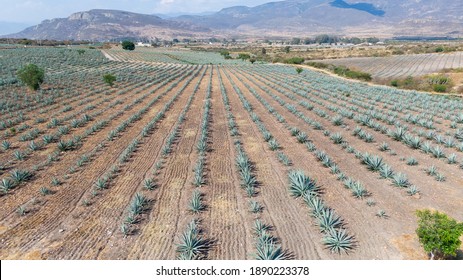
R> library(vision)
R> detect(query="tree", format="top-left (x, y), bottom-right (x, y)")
top-left (17, 64), bottom-right (44, 91)
top-left (249, 58), bottom-right (256, 64)
top-left (238, 53), bottom-right (251, 61)
top-left (103, 74), bottom-right (117, 87)
top-left (284, 46), bottom-right (291, 53)
top-left (296, 67), bottom-right (303, 74)
top-left (416, 209), bottom-right (463, 260)
top-left (261, 48), bottom-right (267, 55)
top-left (122, 40), bottom-right (135, 51)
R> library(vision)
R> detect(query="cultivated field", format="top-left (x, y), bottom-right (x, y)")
top-left (1, 47), bottom-right (463, 260)
top-left (313, 51), bottom-right (463, 79)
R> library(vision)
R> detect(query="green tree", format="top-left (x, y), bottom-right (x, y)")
top-left (238, 53), bottom-right (251, 61)
top-left (122, 40), bottom-right (135, 51)
top-left (250, 58), bottom-right (256, 64)
top-left (296, 67), bottom-right (303, 74)
top-left (416, 209), bottom-right (463, 259)
top-left (17, 64), bottom-right (45, 91)
top-left (103, 74), bottom-right (117, 87)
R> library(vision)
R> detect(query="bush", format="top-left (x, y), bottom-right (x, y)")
top-left (284, 57), bottom-right (305, 64)
top-left (433, 84), bottom-right (447, 92)
top-left (122, 40), bottom-right (135, 51)
top-left (416, 209), bottom-right (463, 259)
top-left (390, 80), bottom-right (399, 87)
top-left (17, 64), bottom-right (45, 91)
top-left (103, 74), bottom-right (116, 87)
top-left (296, 67), bottom-right (303, 74)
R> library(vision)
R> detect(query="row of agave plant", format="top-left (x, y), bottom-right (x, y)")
top-left (0, 52), bottom-right (174, 136)
top-left (176, 66), bottom-right (213, 260)
top-left (247, 65), bottom-right (463, 166)
top-left (118, 66), bottom-right (207, 237)
top-left (29, 65), bottom-right (195, 207)
top-left (254, 67), bottom-right (463, 185)
top-left (224, 67), bottom-right (356, 255)
top-left (218, 67), bottom-right (288, 260)
top-left (0, 65), bottom-right (197, 196)
top-left (227, 66), bottom-right (396, 217)
top-left (234, 66), bottom-right (422, 196)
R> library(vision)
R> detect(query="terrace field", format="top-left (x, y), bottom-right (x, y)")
top-left (0, 47), bottom-right (462, 260)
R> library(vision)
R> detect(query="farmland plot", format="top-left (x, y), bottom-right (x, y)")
top-left (313, 51), bottom-right (463, 79)
top-left (0, 47), bottom-right (462, 260)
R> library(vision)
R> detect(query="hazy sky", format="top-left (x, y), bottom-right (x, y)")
top-left (0, 0), bottom-right (272, 23)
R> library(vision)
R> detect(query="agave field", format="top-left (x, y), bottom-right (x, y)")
top-left (0, 47), bottom-right (462, 260)
top-left (313, 51), bottom-right (463, 79)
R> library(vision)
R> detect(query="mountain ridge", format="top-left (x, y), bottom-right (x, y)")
top-left (4, 0), bottom-right (463, 40)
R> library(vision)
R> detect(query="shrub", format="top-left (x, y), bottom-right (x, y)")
top-left (433, 84), bottom-right (447, 93)
top-left (296, 67), bottom-right (303, 74)
top-left (17, 64), bottom-right (45, 91)
top-left (285, 57), bottom-right (304, 64)
top-left (416, 209), bottom-right (463, 259)
top-left (103, 74), bottom-right (116, 87)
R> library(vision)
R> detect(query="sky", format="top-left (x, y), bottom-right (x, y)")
top-left (0, 0), bottom-right (272, 24)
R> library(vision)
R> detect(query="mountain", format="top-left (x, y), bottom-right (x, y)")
top-left (5, 1), bottom-right (463, 40)
top-left (6, 9), bottom-right (211, 41)
top-left (173, 0), bottom-right (463, 37)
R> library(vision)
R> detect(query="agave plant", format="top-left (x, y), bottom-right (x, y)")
top-left (253, 219), bottom-right (271, 236)
top-left (330, 133), bottom-right (344, 144)
top-left (9, 169), bottom-right (32, 184)
top-left (290, 127), bottom-right (300, 136)
top-left (323, 229), bottom-right (355, 254)
top-left (268, 138), bottom-right (280, 151)
top-left (406, 157), bottom-right (418, 166)
top-left (392, 173), bottom-right (410, 188)
top-left (1, 178), bottom-right (15, 193)
top-left (277, 152), bottom-right (292, 166)
top-left (431, 146), bottom-right (445, 159)
top-left (94, 177), bottom-right (108, 190)
top-left (40, 187), bottom-right (51, 196)
top-left (351, 181), bottom-right (368, 198)
top-left (447, 153), bottom-right (457, 164)
top-left (254, 242), bottom-right (288, 260)
top-left (188, 190), bottom-right (204, 213)
top-left (1, 140), bottom-right (11, 151)
top-left (305, 142), bottom-right (316, 152)
top-left (317, 208), bottom-right (342, 233)
top-left (303, 193), bottom-right (326, 218)
top-left (331, 115), bottom-right (344, 126)
top-left (249, 200), bottom-right (263, 213)
top-left (361, 153), bottom-right (384, 172)
top-left (13, 150), bottom-right (25, 161)
top-left (379, 164), bottom-right (394, 179)
top-left (130, 192), bottom-right (147, 215)
top-left (296, 131), bottom-right (308, 143)
top-left (143, 178), bottom-right (156, 190)
top-left (288, 170), bottom-right (319, 197)
top-left (435, 173), bottom-right (446, 182)
top-left (366, 199), bottom-right (376, 207)
top-left (426, 165), bottom-right (438, 176)
top-left (379, 142), bottom-right (390, 151)
top-left (407, 186), bottom-right (420, 196)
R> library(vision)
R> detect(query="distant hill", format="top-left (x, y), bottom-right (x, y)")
top-left (5, 9), bottom-right (210, 41)
top-left (4, 1), bottom-right (463, 40)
